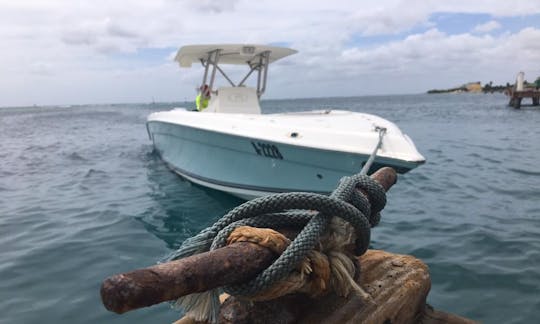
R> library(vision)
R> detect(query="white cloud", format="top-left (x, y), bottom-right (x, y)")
top-left (473, 20), bottom-right (502, 33)
top-left (1, 0), bottom-right (540, 106)
top-left (185, 0), bottom-right (240, 13)
top-left (329, 27), bottom-right (540, 94)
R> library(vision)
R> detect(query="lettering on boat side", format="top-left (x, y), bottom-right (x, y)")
top-left (251, 141), bottom-right (283, 159)
top-left (227, 93), bottom-right (248, 103)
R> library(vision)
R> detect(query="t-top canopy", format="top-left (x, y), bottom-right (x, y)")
top-left (174, 44), bottom-right (297, 68)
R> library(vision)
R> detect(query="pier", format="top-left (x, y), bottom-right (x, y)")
top-left (507, 71), bottom-right (540, 109)
top-left (507, 89), bottom-right (540, 109)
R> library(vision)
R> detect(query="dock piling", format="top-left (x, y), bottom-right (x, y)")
top-left (507, 89), bottom-right (540, 109)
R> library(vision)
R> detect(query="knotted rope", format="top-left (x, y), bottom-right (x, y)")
top-left (164, 173), bottom-right (386, 323)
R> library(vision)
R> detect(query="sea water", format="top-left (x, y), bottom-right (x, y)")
top-left (1, 94), bottom-right (539, 323)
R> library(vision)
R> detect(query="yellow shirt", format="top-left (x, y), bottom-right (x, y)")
top-left (196, 94), bottom-right (209, 111)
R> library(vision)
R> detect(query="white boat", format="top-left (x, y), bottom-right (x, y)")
top-left (147, 44), bottom-right (425, 199)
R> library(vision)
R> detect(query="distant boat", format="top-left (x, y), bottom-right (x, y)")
top-left (147, 44), bottom-right (425, 199)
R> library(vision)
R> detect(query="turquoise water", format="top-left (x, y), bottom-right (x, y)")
top-left (1, 94), bottom-right (539, 323)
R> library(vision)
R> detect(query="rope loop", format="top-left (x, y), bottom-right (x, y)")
top-left (166, 173), bottom-right (387, 321)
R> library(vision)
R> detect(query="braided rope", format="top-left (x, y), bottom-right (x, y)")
top-left (166, 173), bottom-right (386, 322)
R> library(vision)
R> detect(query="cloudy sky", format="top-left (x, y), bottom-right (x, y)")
top-left (1, 0), bottom-right (539, 107)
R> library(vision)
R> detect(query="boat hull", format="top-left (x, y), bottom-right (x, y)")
top-left (147, 119), bottom-right (422, 199)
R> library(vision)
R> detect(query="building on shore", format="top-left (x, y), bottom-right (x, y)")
top-left (427, 81), bottom-right (482, 94)
top-left (464, 82), bottom-right (482, 93)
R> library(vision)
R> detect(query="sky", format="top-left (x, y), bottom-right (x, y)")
top-left (1, 0), bottom-right (540, 107)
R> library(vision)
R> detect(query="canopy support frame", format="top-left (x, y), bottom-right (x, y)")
top-left (199, 49), bottom-right (272, 99)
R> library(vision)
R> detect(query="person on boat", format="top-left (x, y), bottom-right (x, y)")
top-left (196, 84), bottom-right (211, 111)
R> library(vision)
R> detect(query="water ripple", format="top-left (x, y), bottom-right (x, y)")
top-left (1, 96), bottom-right (539, 324)
top-left (507, 167), bottom-right (540, 176)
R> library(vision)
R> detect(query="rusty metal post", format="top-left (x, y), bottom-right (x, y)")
top-left (101, 242), bottom-right (277, 314)
top-left (100, 168), bottom-right (397, 314)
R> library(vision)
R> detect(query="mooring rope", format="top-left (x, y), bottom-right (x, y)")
top-left (360, 126), bottom-right (386, 175)
top-left (164, 173), bottom-right (386, 322)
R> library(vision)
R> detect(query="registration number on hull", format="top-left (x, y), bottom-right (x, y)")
top-left (251, 141), bottom-right (283, 160)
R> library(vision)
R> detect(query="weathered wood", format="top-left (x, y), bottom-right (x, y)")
top-left (218, 250), bottom-right (430, 323)
top-left (100, 167), bottom-right (397, 314)
top-left (217, 250), bottom-right (478, 324)
top-left (336, 250), bottom-right (430, 324)
top-left (421, 305), bottom-right (478, 324)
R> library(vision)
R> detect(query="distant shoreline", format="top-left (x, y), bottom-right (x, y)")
top-left (428, 78), bottom-right (540, 94)
top-left (427, 82), bottom-right (510, 94)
